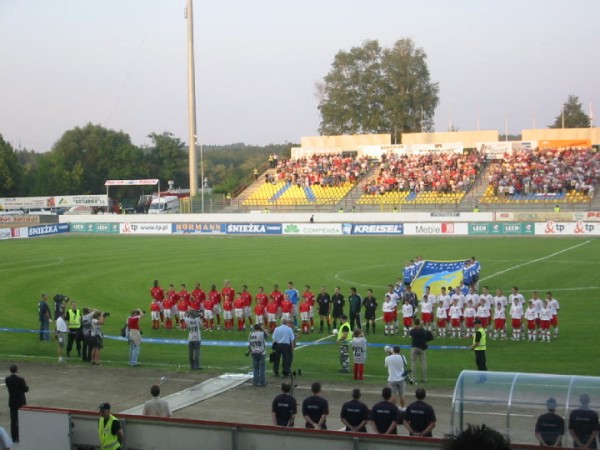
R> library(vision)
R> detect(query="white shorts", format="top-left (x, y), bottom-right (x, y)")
top-left (301, 311), bottom-right (310, 321)
top-left (255, 315), bottom-right (264, 325)
top-left (223, 310), bottom-right (233, 320)
top-left (212, 304), bottom-right (222, 315)
top-left (267, 313), bottom-right (277, 323)
top-left (234, 308), bottom-right (244, 319)
top-left (170, 306), bottom-right (178, 316)
top-left (309, 307), bottom-right (314, 318)
top-left (244, 306), bottom-right (251, 318)
top-left (151, 311), bottom-right (160, 320)
top-left (204, 310), bottom-right (213, 320)
top-left (282, 312), bottom-right (291, 322)
top-left (178, 311), bottom-right (187, 320)
top-left (164, 309), bottom-right (172, 319)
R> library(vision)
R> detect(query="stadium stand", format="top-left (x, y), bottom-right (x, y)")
top-left (480, 146), bottom-right (599, 204)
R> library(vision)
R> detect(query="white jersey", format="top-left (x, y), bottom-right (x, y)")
top-left (401, 303), bottom-right (414, 318)
top-left (532, 298), bottom-right (543, 314)
top-left (463, 307), bottom-right (476, 319)
top-left (525, 307), bottom-right (538, 321)
top-left (452, 293), bottom-right (466, 308)
top-left (382, 301), bottom-right (395, 313)
top-left (509, 293), bottom-right (525, 307)
top-left (424, 294), bottom-right (436, 304)
top-left (387, 292), bottom-right (399, 308)
top-left (509, 304), bottom-right (523, 319)
top-left (492, 295), bottom-right (507, 309)
top-left (352, 337), bottom-right (367, 364)
top-left (420, 300), bottom-right (433, 314)
top-left (438, 294), bottom-right (451, 309)
top-left (449, 305), bottom-right (462, 320)
top-left (539, 306), bottom-right (552, 321)
top-left (493, 307), bottom-right (506, 320)
top-left (548, 299), bottom-right (560, 315)
top-left (476, 304), bottom-right (490, 319)
top-left (435, 305), bottom-right (447, 320)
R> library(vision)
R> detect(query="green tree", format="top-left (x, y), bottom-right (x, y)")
top-left (549, 95), bottom-right (591, 128)
top-left (317, 38), bottom-right (439, 142)
top-left (0, 134), bottom-right (23, 197)
top-left (146, 132), bottom-right (188, 188)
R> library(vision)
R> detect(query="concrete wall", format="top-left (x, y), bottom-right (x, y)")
top-left (522, 127), bottom-right (600, 145)
top-left (300, 134), bottom-right (391, 150)
top-left (402, 131), bottom-right (499, 149)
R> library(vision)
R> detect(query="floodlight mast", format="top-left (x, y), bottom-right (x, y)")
top-left (186, 0), bottom-right (199, 199)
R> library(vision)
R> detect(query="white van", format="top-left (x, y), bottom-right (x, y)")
top-left (148, 196), bottom-right (180, 214)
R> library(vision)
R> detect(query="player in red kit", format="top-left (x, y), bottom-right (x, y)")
top-left (240, 285), bottom-right (253, 326)
top-left (280, 295), bottom-right (293, 323)
top-left (303, 285), bottom-right (316, 332)
top-left (222, 295), bottom-right (234, 331)
top-left (208, 284), bottom-right (222, 330)
top-left (202, 297), bottom-right (214, 330)
top-left (151, 280), bottom-right (165, 324)
top-left (255, 286), bottom-right (269, 324)
top-left (266, 299), bottom-right (278, 332)
top-left (233, 293), bottom-right (245, 331)
top-left (222, 280), bottom-right (235, 307)
top-left (270, 284), bottom-right (284, 316)
top-left (299, 298), bottom-right (311, 334)
top-left (254, 302), bottom-right (265, 326)
top-left (192, 282), bottom-right (206, 305)
top-left (150, 298), bottom-right (161, 329)
top-left (163, 286), bottom-right (177, 330)
top-left (178, 284), bottom-right (191, 329)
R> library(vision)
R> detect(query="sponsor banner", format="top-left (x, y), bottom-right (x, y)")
top-left (403, 223), bottom-right (468, 235)
top-left (409, 143), bottom-right (463, 154)
top-left (538, 140), bottom-right (591, 150)
top-left (412, 260), bottom-right (466, 296)
top-left (342, 223), bottom-right (404, 235)
top-left (226, 223), bottom-right (282, 235)
top-left (173, 223), bottom-right (227, 235)
top-left (70, 223), bottom-right (119, 233)
top-left (535, 221), bottom-right (600, 236)
top-left (430, 212), bottom-right (460, 217)
top-left (0, 195), bottom-right (108, 209)
top-left (28, 223), bottom-right (69, 238)
top-left (11, 227), bottom-right (29, 239)
top-left (468, 222), bottom-right (534, 235)
top-left (574, 212), bottom-right (600, 222)
top-left (104, 179), bottom-right (159, 186)
top-left (0, 228), bottom-right (11, 240)
top-left (0, 215), bottom-right (40, 224)
top-left (282, 223), bottom-right (342, 236)
top-left (119, 222), bottom-right (172, 235)
top-left (477, 141), bottom-right (537, 159)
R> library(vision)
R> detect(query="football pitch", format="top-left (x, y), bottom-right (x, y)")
top-left (1, 235), bottom-right (599, 388)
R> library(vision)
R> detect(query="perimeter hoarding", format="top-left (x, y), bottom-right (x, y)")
top-left (342, 224), bottom-right (404, 235)
top-left (70, 223), bottom-right (119, 234)
top-left (119, 223), bottom-right (172, 235)
top-left (226, 224), bottom-right (283, 235)
top-left (535, 221), bottom-right (600, 236)
top-left (403, 223), bottom-right (468, 236)
top-left (469, 222), bottom-right (534, 235)
top-left (173, 223), bottom-right (226, 235)
top-left (28, 223), bottom-right (69, 237)
top-left (282, 223), bottom-right (342, 235)
top-left (0, 195), bottom-right (108, 209)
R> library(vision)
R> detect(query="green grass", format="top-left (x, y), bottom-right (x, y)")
top-left (1, 235), bottom-right (599, 387)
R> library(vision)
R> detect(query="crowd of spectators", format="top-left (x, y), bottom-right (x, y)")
top-left (487, 146), bottom-right (600, 197)
top-left (272, 154), bottom-right (370, 188)
top-left (361, 151), bottom-right (485, 196)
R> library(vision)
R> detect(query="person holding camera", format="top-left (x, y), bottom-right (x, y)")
top-left (127, 309), bottom-right (144, 367)
top-left (184, 309), bottom-right (202, 370)
top-left (385, 345), bottom-right (407, 409)
top-left (81, 307), bottom-right (95, 362)
top-left (91, 311), bottom-right (108, 365)
top-left (248, 324), bottom-right (268, 386)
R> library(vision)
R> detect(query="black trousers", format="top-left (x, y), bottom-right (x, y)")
top-left (273, 344), bottom-right (293, 376)
top-left (475, 350), bottom-right (487, 371)
top-left (81, 335), bottom-right (93, 361)
top-left (349, 312), bottom-right (361, 330)
top-left (9, 406), bottom-right (19, 440)
top-left (66, 328), bottom-right (82, 356)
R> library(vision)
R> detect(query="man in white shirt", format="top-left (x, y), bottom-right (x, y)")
top-left (384, 346), bottom-right (407, 409)
top-left (55, 311), bottom-right (68, 363)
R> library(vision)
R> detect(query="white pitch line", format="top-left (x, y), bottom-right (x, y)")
top-left (480, 240), bottom-right (592, 282)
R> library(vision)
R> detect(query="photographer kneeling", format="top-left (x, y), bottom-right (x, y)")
top-left (127, 309), bottom-right (145, 367)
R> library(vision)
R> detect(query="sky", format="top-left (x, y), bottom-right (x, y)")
top-left (1, 0), bottom-right (598, 152)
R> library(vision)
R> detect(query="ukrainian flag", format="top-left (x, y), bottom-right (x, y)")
top-left (412, 260), bottom-right (467, 296)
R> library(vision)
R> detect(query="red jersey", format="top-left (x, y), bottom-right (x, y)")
top-left (223, 300), bottom-right (233, 312)
top-left (222, 286), bottom-right (235, 302)
top-left (266, 302), bottom-right (278, 314)
top-left (209, 290), bottom-right (221, 305)
top-left (150, 301), bottom-right (160, 312)
top-left (179, 289), bottom-right (191, 303)
top-left (270, 290), bottom-right (284, 307)
top-left (299, 302), bottom-right (311, 313)
top-left (166, 290), bottom-right (179, 304)
top-left (163, 296), bottom-right (175, 310)
top-left (192, 288), bottom-right (206, 302)
top-left (240, 291), bottom-right (253, 307)
top-left (177, 298), bottom-right (188, 312)
top-left (203, 298), bottom-right (213, 311)
top-left (303, 291), bottom-right (315, 307)
top-left (127, 315), bottom-right (141, 331)
top-left (188, 297), bottom-right (201, 311)
top-left (281, 300), bottom-right (293, 314)
top-left (256, 292), bottom-right (269, 307)
top-left (254, 304), bottom-right (265, 316)
top-left (151, 286), bottom-right (164, 301)
top-left (233, 298), bottom-right (245, 309)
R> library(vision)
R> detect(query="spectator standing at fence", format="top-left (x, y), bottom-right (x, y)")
top-left (403, 388), bottom-right (437, 437)
top-left (142, 385), bottom-right (172, 417)
top-left (271, 383), bottom-right (297, 427)
top-left (569, 394), bottom-right (599, 449)
top-left (340, 388), bottom-right (368, 432)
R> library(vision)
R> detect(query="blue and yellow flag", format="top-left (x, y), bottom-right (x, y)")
top-left (412, 260), bottom-right (466, 296)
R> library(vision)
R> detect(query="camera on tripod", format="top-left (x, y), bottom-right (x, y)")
top-left (402, 369), bottom-right (417, 385)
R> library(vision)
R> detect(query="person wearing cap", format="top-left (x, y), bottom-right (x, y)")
top-left (98, 402), bottom-right (124, 450)
top-left (470, 318), bottom-right (487, 381)
top-left (569, 393), bottom-right (599, 449)
top-left (535, 398), bottom-right (564, 447)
